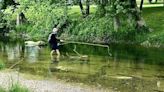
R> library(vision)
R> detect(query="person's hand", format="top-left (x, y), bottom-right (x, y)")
top-left (60, 40), bottom-right (64, 42)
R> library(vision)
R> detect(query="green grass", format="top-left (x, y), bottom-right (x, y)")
top-left (0, 83), bottom-right (30, 92)
top-left (142, 6), bottom-right (164, 45)
top-left (68, 5), bottom-right (164, 31)
top-left (0, 60), bottom-right (5, 70)
top-left (136, 0), bottom-right (164, 5)
top-left (143, 7), bottom-right (164, 32)
top-left (68, 5), bottom-right (164, 32)
top-left (67, 5), bottom-right (164, 46)
top-left (68, 5), bottom-right (96, 19)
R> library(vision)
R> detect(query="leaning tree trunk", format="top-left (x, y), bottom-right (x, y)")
top-left (129, 0), bottom-right (147, 31)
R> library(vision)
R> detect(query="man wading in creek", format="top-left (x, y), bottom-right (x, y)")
top-left (48, 28), bottom-right (63, 62)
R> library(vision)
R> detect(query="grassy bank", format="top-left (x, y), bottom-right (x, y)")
top-left (3, 3), bottom-right (163, 47)
top-left (60, 6), bottom-right (164, 47)
top-left (142, 6), bottom-right (164, 47)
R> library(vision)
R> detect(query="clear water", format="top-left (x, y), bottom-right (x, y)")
top-left (0, 40), bottom-right (164, 92)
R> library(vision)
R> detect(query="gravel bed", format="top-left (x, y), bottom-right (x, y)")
top-left (0, 71), bottom-right (113, 92)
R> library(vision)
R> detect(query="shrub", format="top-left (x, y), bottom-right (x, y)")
top-left (0, 60), bottom-right (5, 70)
top-left (9, 83), bottom-right (29, 92)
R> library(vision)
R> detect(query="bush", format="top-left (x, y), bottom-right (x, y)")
top-left (0, 83), bottom-right (29, 92)
top-left (0, 60), bottom-right (5, 70)
top-left (9, 83), bottom-right (29, 92)
top-left (3, 0), bottom-right (66, 40)
top-left (62, 16), bottom-right (114, 43)
top-left (62, 14), bottom-right (149, 44)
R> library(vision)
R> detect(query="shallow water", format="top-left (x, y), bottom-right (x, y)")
top-left (0, 40), bottom-right (164, 92)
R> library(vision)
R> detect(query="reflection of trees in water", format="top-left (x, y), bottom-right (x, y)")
top-left (0, 43), bottom-right (25, 62)
top-left (0, 43), bottom-right (6, 56)
top-left (20, 43), bottom-right (25, 58)
top-left (6, 44), bottom-right (20, 61)
top-left (113, 51), bottom-right (120, 70)
top-left (0, 42), bottom-right (164, 91)
top-left (25, 46), bottom-right (40, 63)
top-left (0, 43), bottom-right (6, 62)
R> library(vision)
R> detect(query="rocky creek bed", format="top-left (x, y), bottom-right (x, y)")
top-left (0, 70), bottom-right (112, 92)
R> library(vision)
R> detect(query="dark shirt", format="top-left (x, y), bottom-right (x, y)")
top-left (48, 33), bottom-right (60, 50)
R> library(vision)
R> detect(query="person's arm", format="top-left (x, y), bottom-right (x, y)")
top-left (48, 33), bottom-right (52, 42)
top-left (55, 37), bottom-right (64, 42)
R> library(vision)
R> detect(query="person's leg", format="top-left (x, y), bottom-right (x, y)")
top-left (50, 50), bottom-right (55, 60)
top-left (51, 49), bottom-right (60, 62)
top-left (56, 53), bottom-right (60, 62)
top-left (56, 49), bottom-right (60, 56)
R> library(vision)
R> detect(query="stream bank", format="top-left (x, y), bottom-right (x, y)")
top-left (0, 70), bottom-right (111, 92)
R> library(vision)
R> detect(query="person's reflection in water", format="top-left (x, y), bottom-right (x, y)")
top-left (48, 54), bottom-right (60, 76)
top-left (51, 54), bottom-right (60, 63)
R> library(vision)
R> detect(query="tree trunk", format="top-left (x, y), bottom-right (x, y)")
top-left (78, 0), bottom-right (85, 16)
top-left (16, 13), bottom-right (20, 26)
top-left (140, 0), bottom-right (144, 10)
top-left (86, 0), bottom-right (90, 16)
top-left (130, 0), bottom-right (137, 8)
top-left (16, 12), bottom-right (26, 25)
top-left (113, 15), bottom-right (120, 32)
top-left (130, 0), bottom-right (147, 31)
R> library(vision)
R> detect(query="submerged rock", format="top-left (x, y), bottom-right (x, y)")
top-left (25, 41), bottom-right (46, 46)
top-left (80, 55), bottom-right (89, 61)
top-left (110, 76), bottom-right (133, 80)
top-left (66, 53), bottom-right (90, 62)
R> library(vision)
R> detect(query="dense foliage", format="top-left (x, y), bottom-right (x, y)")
top-left (61, 0), bottom-right (149, 44)
top-left (2, 0), bottom-right (66, 40)
top-left (141, 7), bottom-right (164, 47)
top-left (0, 0), bottom-right (163, 47)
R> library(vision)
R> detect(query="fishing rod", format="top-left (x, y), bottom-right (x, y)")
top-left (59, 41), bottom-right (112, 56)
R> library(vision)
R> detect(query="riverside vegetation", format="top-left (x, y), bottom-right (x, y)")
top-left (0, 0), bottom-right (163, 47)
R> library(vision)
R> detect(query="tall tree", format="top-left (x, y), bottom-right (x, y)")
top-left (78, 0), bottom-right (85, 16)
top-left (86, 0), bottom-right (90, 16)
top-left (78, 0), bottom-right (90, 17)
top-left (140, 0), bottom-right (144, 10)
top-left (129, 0), bottom-right (146, 30)
top-left (96, 0), bottom-right (108, 17)
top-left (110, 0), bottom-right (147, 31)
top-left (1, 0), bottom-right (17, 9)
